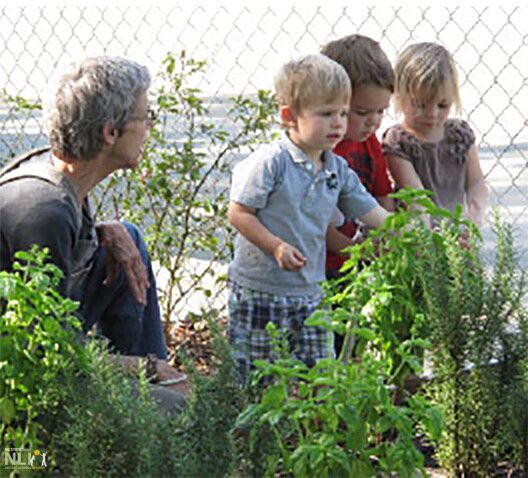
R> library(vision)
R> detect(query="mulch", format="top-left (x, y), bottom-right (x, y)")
top-left (165, 315), bottom-right (228, 374)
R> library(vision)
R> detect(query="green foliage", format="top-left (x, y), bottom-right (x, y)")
top-left (1, 88), bottom-right (42, 113)
top-left (0, 246), bottom-right (87, 453)
top-left (326, 188), bottom-right (478, 387)
top-left (235, 191), bottom-right (527, 476)
top-left (326, 189), bottom-right (527, 475)
top-left (235, 323), bottom-right (440, 477)
top-left (50, 315), bottom-right (242, 477)
top-left (94, 50), bottom-right (278, 324)
top-left (167, 316), bottom-right (243, 477)
top-left (0, 246), bottom-right (242, 476)
top-left (50, 342), bottom-right (181, 477)
top-left (422, 211), bottom-right (528, 475)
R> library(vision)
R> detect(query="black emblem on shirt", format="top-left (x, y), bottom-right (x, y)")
top-left (326, 172), bottom-right (338, 190)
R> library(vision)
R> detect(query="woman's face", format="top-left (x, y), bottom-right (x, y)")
top-left (110, 91), bottom-right (152, 171)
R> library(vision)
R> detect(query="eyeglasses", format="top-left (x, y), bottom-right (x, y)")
top-left (129, 108), bottom-right (157, 127)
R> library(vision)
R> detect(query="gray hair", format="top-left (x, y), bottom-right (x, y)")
top-left (43, 56), bottom-right (151, 161)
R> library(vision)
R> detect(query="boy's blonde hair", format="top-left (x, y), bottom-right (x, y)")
top-left (320, 34), bottom-right (394, 92)
top-left (394, 42), bottom-right (462, 115)
top-left (274, 54), bottom-right (351, 114)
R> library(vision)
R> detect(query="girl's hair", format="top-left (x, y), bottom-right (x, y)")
top-left (321, 34), bottom-right (394, 92)
top-left (274, 54), bottom-right (351, 115)
top-left (43, 56), bottom-right (151, 161)
top-left (394, 42), bottom-right (462, 115)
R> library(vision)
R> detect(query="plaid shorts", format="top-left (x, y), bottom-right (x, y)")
top-left (227, 281), bottom-right (332, 383)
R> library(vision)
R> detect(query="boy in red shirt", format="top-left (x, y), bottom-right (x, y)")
top-left (322, 34), bottom-right (396, 279)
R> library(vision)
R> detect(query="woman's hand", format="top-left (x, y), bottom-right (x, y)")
top-left (96, 222), bottom-right (149, 305)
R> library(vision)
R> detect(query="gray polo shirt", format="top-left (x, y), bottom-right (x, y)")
top-left (228, 133), bottom-right (378, 296)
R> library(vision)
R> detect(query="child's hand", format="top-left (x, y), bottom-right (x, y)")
top-left (273, 242), bottom-right (307, 271)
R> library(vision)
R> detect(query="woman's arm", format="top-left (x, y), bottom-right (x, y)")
top-left (110, 354), bottom-right (186, 383)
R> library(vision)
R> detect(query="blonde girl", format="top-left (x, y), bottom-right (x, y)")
top-left (382, 42), bottom-right (488, 226)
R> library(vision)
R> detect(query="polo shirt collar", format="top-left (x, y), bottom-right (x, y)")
top-left (280, 131), bottom-right (335, 167)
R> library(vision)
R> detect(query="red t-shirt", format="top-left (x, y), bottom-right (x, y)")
top-left (326, 135), bottom-right (392, 272)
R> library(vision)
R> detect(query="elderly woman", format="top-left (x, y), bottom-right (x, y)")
top-left (0, 56), bottom-right (185, 410)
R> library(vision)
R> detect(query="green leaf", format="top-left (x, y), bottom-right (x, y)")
top-left (351, 327), bottom-right (377, 341)
top-left (0, 276), bottom-right (17, 299)
top-left (0, 398), bottom-right (16, 423)
top-left (350, 459), bottom-right (375, 477)
top-left (304, 310), bottom-right (329, 328)
top-left (261, 384), bottom-right (286, 408)
top-left (424, 407), bottom-right (443, 441)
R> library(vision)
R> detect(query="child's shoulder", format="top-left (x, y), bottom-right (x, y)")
top-left (443, 119), bottom-right (476, 160)
top-left (381, 123), bottom-right (412, 145)
top-left (444, 119), bottom-right (475, 145)
top-left (234, 140), bottom-right (284, 169)
top-left (232, 139), bottom-right (292, 186)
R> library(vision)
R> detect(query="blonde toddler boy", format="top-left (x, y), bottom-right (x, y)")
top-left (227, 54), bottom-right (390, 382)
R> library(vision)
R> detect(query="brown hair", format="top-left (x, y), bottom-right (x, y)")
top-left (321, 34), bottom-right (394, 92)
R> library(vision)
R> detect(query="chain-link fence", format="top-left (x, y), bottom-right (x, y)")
top-left (1, 5), bottom-right (527, 322)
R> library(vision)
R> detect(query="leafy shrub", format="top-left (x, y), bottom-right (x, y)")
top-left (235, 191), bottom-right (528, 477)
top-left (167, 316), bottom-right (242, 477)
top-left (421, 212), bottom-right (528, 475)
top-left (51, 316), bottom-right (242, 477)
top-left (0, 246), bottom-right (242, 476)
top-left (236, 323), bottom-right (441, 478)
top-left (51, 342), bottom-right (181, 477)
top-left (325, 189), bottom-right (527, 475)
top-left (0, 246), bottom-right (88, 452)
top-left (325, 188), bottom-right (474, 386)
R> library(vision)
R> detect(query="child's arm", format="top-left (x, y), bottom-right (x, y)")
top-left (326, 226), bottom-right (356, 255)
top-left (326, 195), bottom-right (393, 255)
top-left (337, 166), bottom-right (392, 232)
top-left (376, 195), bottom-right (396, 212)
top-left (326, 207), bottom-right (352, 254)
top-left (387, 154), bottom-right (425, 191)
top-left (228, 201), bottom-right (306, 271)
top-left (465, 144), bottom-right (489, 227)
top-left (386, 154), bottom-right (431, 226)
top-left (358, 204), bottom-right (391, 229)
